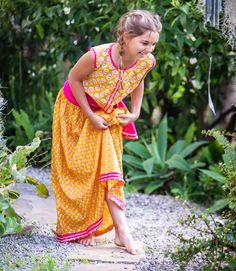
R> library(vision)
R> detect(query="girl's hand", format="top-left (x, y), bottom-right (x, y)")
top-left (117, 113), bottom-right (138, 126)
top-left (89, 113), bottom-right (109, 129)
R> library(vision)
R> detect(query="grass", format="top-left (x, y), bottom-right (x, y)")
top-left (0, 254), bottom-right (71, 271)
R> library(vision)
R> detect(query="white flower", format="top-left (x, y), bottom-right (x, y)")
top-left (189, 58), bottom-right (197, 65)
top-left (64, 7), bottom-right (71, 15)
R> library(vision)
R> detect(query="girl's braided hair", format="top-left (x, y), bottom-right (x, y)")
top-left (115, 10), bottom-right (162, 56)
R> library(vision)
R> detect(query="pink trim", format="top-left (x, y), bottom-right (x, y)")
top-left (57, 217), bottom-right (103, 242)
top-left (99, 172), bottom-right (124, 182)
top-left (109, 43), bottom-right (138, 70)
top-left (110, 195), bottom-right (126, 211)
top-left (122, 131), bottom-right (138, 136)
top-left (104, 76), bottom-right (121, 112)
top-left (63, 80), bottom-right (100, 109)
top-left (88, 47), bottom-right (97, 69)
top-left (152, 57), bottom-right (156, 69)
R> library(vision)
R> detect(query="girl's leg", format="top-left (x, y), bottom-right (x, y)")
top-left (105, 190), bottom-right (142, 255)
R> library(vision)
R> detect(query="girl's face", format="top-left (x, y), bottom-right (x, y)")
top-left (124, 31), bottom-right (159, 60)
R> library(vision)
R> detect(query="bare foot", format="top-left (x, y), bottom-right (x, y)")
top-left (75, 234), bottom-right (95, 246)
top-left (114, 227), bottom-right (142, 255)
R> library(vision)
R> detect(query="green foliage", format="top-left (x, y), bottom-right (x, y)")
top-left (0, 93), bottom-right (49, 237)
top-left (142, 0), bottom-right (235, 135)
top-left (31, 256), bottom-right (71, 271)
top-left (167, 130), bottom-right (236, 270)
top-left (7, 91), bottom-right (54, 165)
top-left (123, 115), bottom-right (207, 196)
top-left (0, 254), bottom-right (71, 271)
top-left (0, 194), bottom-right (22, 236)
top-left (167, 206), bottom-right (236, 271)
top-left (201, 130), bottom-right (236, 212)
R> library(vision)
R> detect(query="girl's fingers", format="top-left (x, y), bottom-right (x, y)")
top-left (117, 114), bottom-right (128, 118)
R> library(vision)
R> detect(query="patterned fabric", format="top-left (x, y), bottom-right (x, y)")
top-left (83, 43), bottom-right (155, 113)
top-left (51, 90), bottom-right (127, 241)
top-left (51, 43), bottom-right (156, 242)
top-left (63, 80), bottom-right (138, 140)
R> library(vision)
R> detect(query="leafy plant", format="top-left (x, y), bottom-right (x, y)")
top-left (199, 130), bottom-right (236, 212)
top-left (167, 204), bottom-right (236, 271)
top-left (123, 115), bottom-right (207, 196)
top-left (167, 130), bottom-right (236, 270)
top-left (5, 90), bottom-right (54, 165)
top-left (0, 93), bottom-right (49, 237)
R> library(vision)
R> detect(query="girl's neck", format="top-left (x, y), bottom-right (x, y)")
top-left (114, 43), bottom-right (137, 69)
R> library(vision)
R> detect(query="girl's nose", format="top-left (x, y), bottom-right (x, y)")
top-left (146, 45), bottom-right (153, 53)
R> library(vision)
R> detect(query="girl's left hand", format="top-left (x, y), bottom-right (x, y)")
top-left (117, 113), bottom-right (138, 126)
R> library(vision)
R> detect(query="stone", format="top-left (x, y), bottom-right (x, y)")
top-left (71, 263), bottom-right (136, 271)
top-left (12, 183), bottom-right (57, 224)
top-left (67, 243), bottom-right (145, 263)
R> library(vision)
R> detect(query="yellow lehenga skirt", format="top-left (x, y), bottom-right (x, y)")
top-left (51, 89), bottom-right (126, 242)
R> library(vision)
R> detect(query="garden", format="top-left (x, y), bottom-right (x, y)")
top-left (0, 0), bottom-right (235, 270)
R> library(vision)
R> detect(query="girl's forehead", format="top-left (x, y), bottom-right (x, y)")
top-left (137, 31), bottom-right (159, 42)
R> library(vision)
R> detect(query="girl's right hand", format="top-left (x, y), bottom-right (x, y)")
top-left (89, 113), bottom-right (109, 129)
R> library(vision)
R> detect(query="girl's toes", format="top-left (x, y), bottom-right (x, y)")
top-left (127, 246), bottom-right (143, 255)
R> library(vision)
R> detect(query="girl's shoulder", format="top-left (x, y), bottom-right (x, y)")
top-left (89, 43), bottom-right (113, 55)
top-left (88, 43), bottom-right (114, 69)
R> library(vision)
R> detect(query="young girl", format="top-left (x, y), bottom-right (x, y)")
top-left (51, 10), bottom-right (162, 255)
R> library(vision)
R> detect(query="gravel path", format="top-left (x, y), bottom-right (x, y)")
top-left (0, 168), bottom-right (209, 271)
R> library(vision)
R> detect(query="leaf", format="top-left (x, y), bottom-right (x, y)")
top-left (141, 96), bottom-right (150, 114)
top-left (12, 109), bottom-right (35, 141)
top-left (36, 23), bottom-right (45, 39)
top-left (122, 155), bottom-right (144, 169)
top-left (25, 175), bottom-right (40, 185)
top-left (144, 180), bottom-right (164, 194)
top-left (184, 123), bottom-right (196, 145)
top-left (157, 114), bottom-right (167, 163)
top-left (0, 222), bottom-right (5, 235)
top-left (0, 200), bottom-right (10, 211)
top-left (166, 154), bottom-right (191, 172)
top-left (142, 158), bottom-right (154, 176)
top-left (207, 199), bottom-right (228, 213)
top-left (180, 141), bottom-right (207, 158)
top-left (190, 162), bottom-right (205, 169)
top-left (5, 216), bottom-right (22, 234)
top-left (7, 190), bottom-right (20, 200)
top-left (127, 174), bottom-right (159, 182)
top-left (0, 214), bottom-right (6, 223)
top-left (124, 141), bottom-right (150, 159)
top-left (199, 169), bottom-right (225, 183)
top-left (35, 184), bottom-right (49, 198)
top-left (167, 140), bottom-right (185, 159)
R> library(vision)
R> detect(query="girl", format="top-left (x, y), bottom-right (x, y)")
top-left (51, 10), bottom-right (162, 255)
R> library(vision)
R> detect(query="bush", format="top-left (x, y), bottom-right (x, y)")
top-left (167, 130), bottom-right (236, 271)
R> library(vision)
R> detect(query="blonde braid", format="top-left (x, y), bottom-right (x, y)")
top-left (115, 15), bottom-right (128, 57)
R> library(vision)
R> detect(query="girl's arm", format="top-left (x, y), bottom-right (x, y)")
top-left (118, 80), bottom-right (144, 125)
top-left (68, 51), bottom-right (109, 129)
top-left (130, 80), bottom-right (144, 119)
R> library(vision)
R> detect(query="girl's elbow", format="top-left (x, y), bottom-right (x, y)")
top-left (68, 71), bottom-right (81, 85)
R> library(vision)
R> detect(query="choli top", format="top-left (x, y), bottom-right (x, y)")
top-left (82, 43), bottom-right (156, 113)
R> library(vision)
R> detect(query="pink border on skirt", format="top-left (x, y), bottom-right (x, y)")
top-left (57, 217), bottom-right (103, 242)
